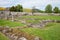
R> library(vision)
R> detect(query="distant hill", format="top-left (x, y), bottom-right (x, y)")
top-left (23, 8), bottom-right (32, 12)
top-left (23, 8), bottom-right (44, 13)
top-left (0, 7), bottom-right (6, 11)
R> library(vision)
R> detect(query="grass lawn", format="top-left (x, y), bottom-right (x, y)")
top-left (0, 19), bottom-right (26, 27)
top-left (21, 23), bottom-right (60, 40)
top-left (0, 32), bottom-right (10, 40)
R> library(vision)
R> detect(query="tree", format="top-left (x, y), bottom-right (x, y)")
top-left (15, 4), bottom-right (23, 12)
top-left (9, 6), bottom-right (16, 11)
top-left (53, 7), bottom-right (60, 13)
top-left (45, 4), bottom-right (52, 13)
top-left (9, 4), bottom-right (23, 12)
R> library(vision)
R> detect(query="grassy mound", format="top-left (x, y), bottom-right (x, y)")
top-left (0, 32), bottom-right (10, 40)
top-left (21, 23), bottom-right (60, 40)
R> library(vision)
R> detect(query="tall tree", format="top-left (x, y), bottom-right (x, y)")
top-left (9, 4), bottom-right (23, 12)
top-left (45, 4), bottom-right (52, 13)
top-left (9, 6), bottom-right (16, 11)
top-left (53, 7), bottom-right (59, 13)
top-left (15, 4), bottom-right (23, 12)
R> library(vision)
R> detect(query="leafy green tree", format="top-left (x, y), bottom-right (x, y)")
top-left (9, 4), bottom-right (23, 12)
top-left (9, 6), bottom-right (16, 11)
top-left (53, 7), bottom-right (60, 13)
top-left (45, 4), bottom-right (52, 13)
top-left (15, 4), bottom-right (23, 12)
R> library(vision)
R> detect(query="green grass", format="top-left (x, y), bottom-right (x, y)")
top-left (0, 15), bottom-right (60, 40)
top-left (26, 20), bottom-right (40, 24)
top-left (21, 16), bottom-right (60, 20)
top-left (0, 20), bottom-right (26, 27)
top-left (0, 32), bottom-right (10, 40)
top-left (18, 15), bottom-right (60, 24)
top-left (21, 23), bottom-right (60, 40)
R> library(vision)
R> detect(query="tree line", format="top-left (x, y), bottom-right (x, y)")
top-left (0, 4), bottom-right (60, 13)
top-left (45, 4), bottom-right (60, 13)
top-left (32, 4), bottom-right (60, 13)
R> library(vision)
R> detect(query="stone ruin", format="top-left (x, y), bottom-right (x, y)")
top-left (0, 27), bottom-right (41, 40)
top-left (27, 20), bottom-right (60, 28)
top-left (0, 11), bottom-right (60, 20)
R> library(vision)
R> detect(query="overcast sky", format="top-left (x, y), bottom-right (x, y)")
top-left (0, 0), bottom-right (60, 10)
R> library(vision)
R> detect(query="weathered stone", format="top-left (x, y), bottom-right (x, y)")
top-left (2, 29), bottom-right (7, 33)
top-left (18, 37), bottom-right (27, 40)
top-left (11, 34), bottom-right (15, 38)
top-left (34, 37), bottom-right (40, 40)
top-left (13, 36), bottom-right (18, 40)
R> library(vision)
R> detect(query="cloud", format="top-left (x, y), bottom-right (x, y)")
top-left (0, 0), bottom-right (60, 10)
top-left (0, 0), bottom-right (13, 7)
top-left (20, 0), bottom-right (60, 10)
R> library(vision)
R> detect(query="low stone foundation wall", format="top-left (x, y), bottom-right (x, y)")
top-left (27, 20), bottom-right (60, 28)
top-left (0, 11), bottom-right (60, 20)
top-left (0, 27), bottom-right (41, 40)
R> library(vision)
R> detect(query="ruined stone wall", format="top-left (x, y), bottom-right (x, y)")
top-left (0, 11), bottom-right (60, 20)
top-left (27, 20), bottom-right (60, 28)
top-left (0, 27), bottom-right (41, 40)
